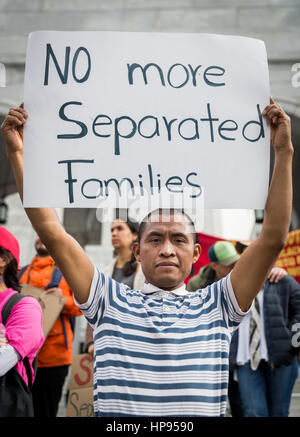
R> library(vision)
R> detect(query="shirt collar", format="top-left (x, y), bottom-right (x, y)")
top-left (141, 282), bottom-right (189, 297)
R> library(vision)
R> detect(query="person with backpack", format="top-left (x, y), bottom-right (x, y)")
top-left (0, 226), bottom-right (44, 417)
top-left (18, 236), bottom-right (82, 417)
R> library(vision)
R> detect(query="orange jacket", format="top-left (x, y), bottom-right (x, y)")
top-left (20, 256), bottom-right (82, 368)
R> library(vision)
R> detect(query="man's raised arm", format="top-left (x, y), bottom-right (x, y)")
top-left (1, 104), bottom-right (94, 304)
top-left (231, 98), bottom-right (294, 311)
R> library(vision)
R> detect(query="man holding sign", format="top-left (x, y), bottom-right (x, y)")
top-left (1, 94), bottom-right (294, 416)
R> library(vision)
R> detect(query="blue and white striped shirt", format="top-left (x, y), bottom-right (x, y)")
top-left (77, 266), bottom-right (248, 417)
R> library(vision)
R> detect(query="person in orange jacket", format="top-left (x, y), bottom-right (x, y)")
top-left (19, 236), bottom-right (82, 417)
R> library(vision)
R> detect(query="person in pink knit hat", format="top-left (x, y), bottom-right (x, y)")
top-left (0, 226), bottom-right (44, 417)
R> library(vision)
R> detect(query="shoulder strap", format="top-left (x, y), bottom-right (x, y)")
top-left (1, 293), bottom-right (25, 325)
top-left (44, 266), bottom-right (63, 290)
top-left (45, 267), bottom-right (70, 350)
top-left (23, 357), bottom-right (33, 390)
top-left (51, 267), bottom-right (63, 286)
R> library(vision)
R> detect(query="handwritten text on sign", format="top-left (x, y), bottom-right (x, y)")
top-left (23, 32), bottom-right (270, 208)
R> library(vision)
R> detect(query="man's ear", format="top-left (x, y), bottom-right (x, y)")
top-left (193, 243), bottom-right (201, 264)
top-left (132, 242), bottom-right (141, 262)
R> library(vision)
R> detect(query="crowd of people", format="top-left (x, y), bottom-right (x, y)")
top-left (0, 97), bottom-right (299, 417)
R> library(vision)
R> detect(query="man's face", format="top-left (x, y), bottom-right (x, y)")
top-left (34, 236), bottom-right (49, 257)
top-left (133, 212), bottom-right (200, 290)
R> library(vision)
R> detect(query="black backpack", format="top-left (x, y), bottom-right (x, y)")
top-left (44, 267), bottom-right (75, 348)
top-left (0, 293), bottom-right (36, 417)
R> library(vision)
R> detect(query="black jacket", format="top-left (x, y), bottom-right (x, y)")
top-left (229, 275), bottom-right (300, 370)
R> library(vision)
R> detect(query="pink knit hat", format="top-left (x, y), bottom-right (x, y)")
top-left (0, 226), bottom-right (20, 267)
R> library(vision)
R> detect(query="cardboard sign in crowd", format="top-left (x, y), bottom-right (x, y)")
top-left (23, 31), bottom-right (270, 211)
top-left (276, 229), bottom-right (300, 284)
top-left (21, 283), bottom-right (66, 338)
top-left (66, 353), bottom-right (94, 417)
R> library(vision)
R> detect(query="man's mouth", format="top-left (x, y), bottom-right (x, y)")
top-left (156, 262), bottom-right (179, 268)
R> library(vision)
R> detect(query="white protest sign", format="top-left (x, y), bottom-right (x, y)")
top-left (23, 31), bottom-right (270, 209)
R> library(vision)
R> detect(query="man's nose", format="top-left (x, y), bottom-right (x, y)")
top-left (159, 240), bottom-right (176, 257)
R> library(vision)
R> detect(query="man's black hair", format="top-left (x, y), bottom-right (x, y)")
top-left (138, 208), bottom-right (198, 244)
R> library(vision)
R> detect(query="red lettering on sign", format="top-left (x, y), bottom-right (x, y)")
top-left (74, 355), bottom-right (92, 386)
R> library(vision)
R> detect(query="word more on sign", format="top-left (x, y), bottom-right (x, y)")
top-left (23, 31), bottom-right (270, 209)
